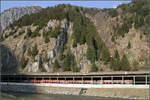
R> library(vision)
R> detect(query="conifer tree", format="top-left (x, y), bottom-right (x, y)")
top-left (53, 59), bottom-right (60, 71)
top-left (120, 54), bottom-right (130, 71)
top-left (91, 63), bottom-right (98, 72)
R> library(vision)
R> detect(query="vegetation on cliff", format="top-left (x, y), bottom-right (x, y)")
top-left (1, 0), bottom-right (149, 73)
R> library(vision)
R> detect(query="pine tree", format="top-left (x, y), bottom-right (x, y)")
top-left (86, 46), bottom-right (96, 62)
top-left (62, 49), bottom-right (77, 72)
top-left (62, 50), bottom-right (72, 71)
top-left (27, 48), bottom-right (32, 56)
top-left (72, 65), bottom-right (78, 72)
top-left (127, 41), bottom-right (131, 49)
top-left (102, 46), bottom-right (110, 64)
top-left (114, 49), bottom-right (120, 60)
top-left (120, 54), bottom-right (130, 71)
top-left (62, 55), bottom-right (71, 71)
top-left (110, 57), bottom-right (121, 71)
top-left (53, 59), bottom-right (60, 71)
top-left (32, 44), bottom-right (38, 57)
top-left (132, 60), bottom-right (139, 71)
top-left (59, 48), bottom-right (64, 61)
top-left (91, 63), bottom-right (98, 72)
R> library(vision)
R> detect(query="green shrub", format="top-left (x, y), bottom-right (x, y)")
top-left (59, 48), bottom-right (64, 61)
top-left (91, 63), bottom-right (98, 72)
top-left (26, 28), bottom-right (32, 38)
top-left (31, 30), bottom-right (40, 38)
top-left (108, 9), bottom-right (118, 17)
top-left (44, 36), bottom-right (50, 43)
top-left (27, 44), bottom-right (38, 57)
top-left (41, 66), bottom-right (47, 72)
top-left (18, 30), bottom-right (25, 36)
top-left (32, 44), bottom-right (38, 57)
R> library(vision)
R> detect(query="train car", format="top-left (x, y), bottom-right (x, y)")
top-left (75, 80), bottom-right (83, 84)
top-left (24, 79), bottom-right (133, 85)
top-left (124, 80), bottom-right (133, 84)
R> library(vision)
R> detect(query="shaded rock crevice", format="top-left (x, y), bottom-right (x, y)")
top-left (0, 44), bottom-right (18, 74)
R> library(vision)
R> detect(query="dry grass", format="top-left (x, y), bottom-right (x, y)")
top-left (86, 88), bottom-right (149, 99)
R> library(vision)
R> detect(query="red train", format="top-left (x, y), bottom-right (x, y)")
top-left (22, 80), bottom-right (133, 84)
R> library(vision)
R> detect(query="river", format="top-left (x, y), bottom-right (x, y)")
top-left (1, 91), bottom-right (132, 100)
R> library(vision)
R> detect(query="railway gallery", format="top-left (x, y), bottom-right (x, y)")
top-left (1, 72), bottom-right (149, 85)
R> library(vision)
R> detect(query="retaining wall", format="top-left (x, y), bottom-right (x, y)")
top-left (0, 82), bottom-right (149, 99)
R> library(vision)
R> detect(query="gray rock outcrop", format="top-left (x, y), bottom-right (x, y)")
top-left (0, 6), bottom-right (42, 33)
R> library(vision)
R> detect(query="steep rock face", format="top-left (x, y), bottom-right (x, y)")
top-left (0, 44), bottom-right (18, 74)
top-left (0, 6), bottom-right (42, 33)
top-left (43, 19), bottom-right (68, 72)
top-left (1, 18), bottom-right (71, 73)
top-left (71, 44), bottom-right (89, 73)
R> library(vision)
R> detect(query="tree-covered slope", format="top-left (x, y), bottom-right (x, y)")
top-left (1, 0), bottom-right (149, 73)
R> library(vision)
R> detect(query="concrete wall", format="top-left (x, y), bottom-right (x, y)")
top-left (0, 82), bottom-right (149, 99)
top-left (1, 82), bottom-right (149, 88)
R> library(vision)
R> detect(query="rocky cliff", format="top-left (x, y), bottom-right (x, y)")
top-left (0, 6), bottom-right (42, 33)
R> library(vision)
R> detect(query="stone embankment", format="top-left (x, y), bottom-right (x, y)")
top-left (1, 83), bottom-right (149, 100)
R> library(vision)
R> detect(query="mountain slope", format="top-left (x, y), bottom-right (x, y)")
top-left (0, 6), bottom-right (42, 33)
top-left (0, 0), bottom-right (149, 74)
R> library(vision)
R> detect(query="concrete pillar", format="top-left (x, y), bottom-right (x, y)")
top-left (111, 76), bottom-right (113, 81)
top-left (111, 76), bottom-right (113, 84)
top-left (65, 77), bottom-right (66, 84)
top-left (91, 77), bottom-right (93, 84)
top-left (146, 75), bottom-right (147, 85)
top-left (82, 77), bottom-right (83, 84)
top-left (73, 77), bottom-right (74, 84)
top-left (133, 76), bottom-right (135, 85)
top-left (122, 76), bottom-right (124, 81)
